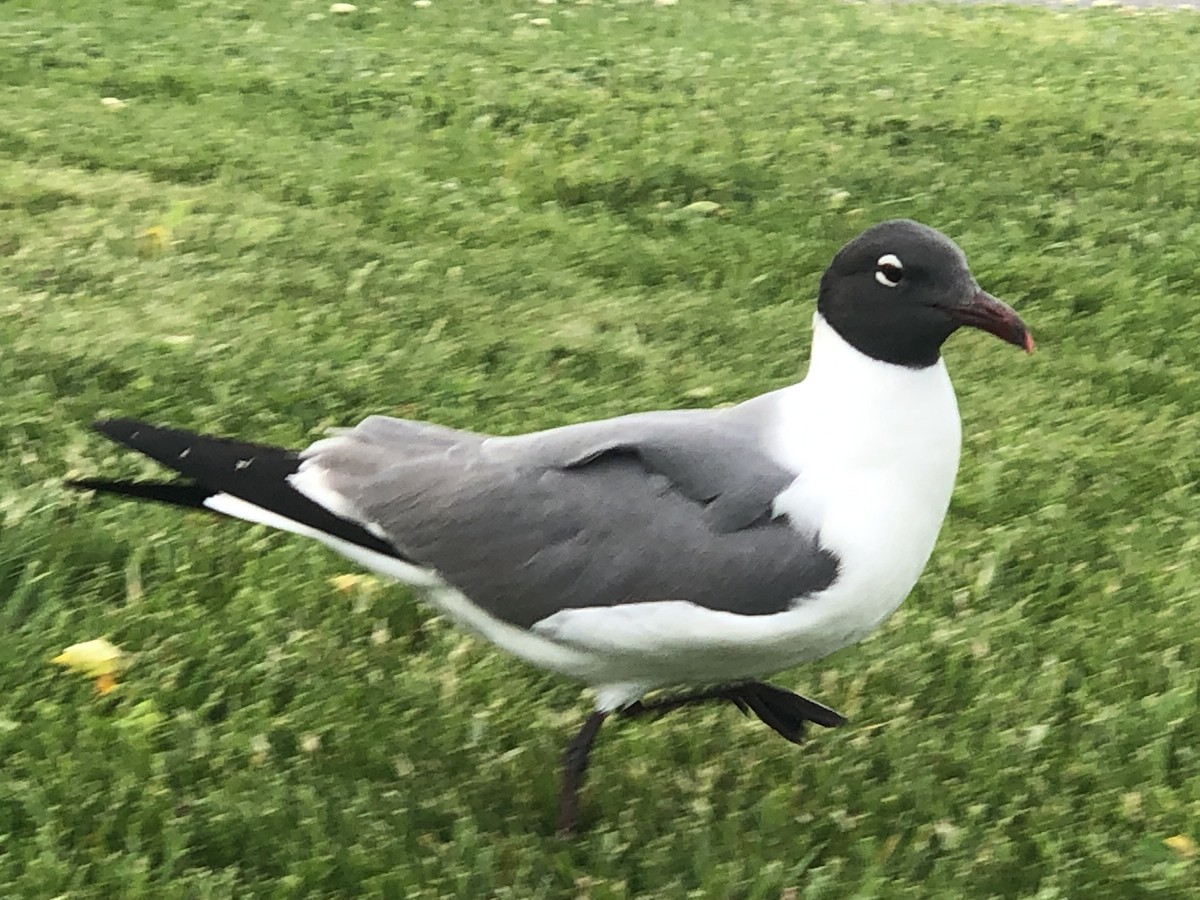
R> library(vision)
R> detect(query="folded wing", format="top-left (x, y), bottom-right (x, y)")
top-left (292, 409), bottom-right (839, 629)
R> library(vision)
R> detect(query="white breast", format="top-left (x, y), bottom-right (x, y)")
top-left (766, 313), bottom-right (962, 654)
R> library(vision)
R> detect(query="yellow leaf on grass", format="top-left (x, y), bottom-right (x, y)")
top-left (52, 638), bottom-right (124, 678)
top-left (1165, 834), bottom-right (1197, 857)
top-left (330, 574), bottom-right (362, 593)
top-left (137, 225), bottom-right (172, 258)
top-left (329, 574), bottom-right (381, 595)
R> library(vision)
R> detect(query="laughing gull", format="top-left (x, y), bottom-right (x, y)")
top-left (69, 219), bottom-right (1033, 834)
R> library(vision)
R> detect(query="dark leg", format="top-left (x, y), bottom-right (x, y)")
top-left (622, 681), bottom-right (846, 744)
top-left (557, 683), bottom-right (844, 835)
top-left (557, 710), bottom-right (609, 836)
top-left (621, 684), bottom-right (751, 719)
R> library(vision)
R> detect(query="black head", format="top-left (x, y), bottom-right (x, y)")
top-left (817, 219), bottom-right (1033, 368)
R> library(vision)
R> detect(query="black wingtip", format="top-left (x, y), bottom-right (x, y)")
top-left (72, 416), bottom-right (406, 560)
top-left (91, 417), bottom-right (151, 441)
top-left (66, 477), bottom-right (215, 509)
top-left (87, 418), bottom-right (176, 459)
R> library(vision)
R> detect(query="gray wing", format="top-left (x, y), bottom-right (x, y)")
top-left (296, 407), bottom-right (838, 629)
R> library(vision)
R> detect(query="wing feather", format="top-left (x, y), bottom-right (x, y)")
top-left (299, 408), bottom-right (839, 628)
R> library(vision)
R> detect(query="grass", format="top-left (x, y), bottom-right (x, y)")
top-left (2, 0), bottom-right (1200, 895)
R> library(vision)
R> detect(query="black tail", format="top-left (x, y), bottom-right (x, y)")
top-left (68, 418), bottom-right (400, 557)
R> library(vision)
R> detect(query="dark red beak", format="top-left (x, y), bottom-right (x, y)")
top-left (943, 289), bottom-right (1034, 353)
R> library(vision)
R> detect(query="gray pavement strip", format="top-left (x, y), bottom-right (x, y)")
top-left (904, 0), bottom-right (1196, 9)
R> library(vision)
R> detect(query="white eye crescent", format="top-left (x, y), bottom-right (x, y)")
top-left (875, 253), bottom-right (904, 288)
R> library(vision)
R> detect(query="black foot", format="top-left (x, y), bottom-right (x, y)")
top-left (621, 681), bottom-right (846, 744)
top-left (733, 681), bottom-right (846, 743)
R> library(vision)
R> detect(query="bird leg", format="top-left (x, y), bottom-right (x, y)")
top-left (557, 710), bottom-right (609, 836)
top-left (621, 681), bottom-right (846, 744)
top-left (556, 683), bottom-right (845, 835)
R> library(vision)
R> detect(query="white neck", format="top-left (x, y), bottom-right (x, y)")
top-left (768, 314), bottom-right (961, 466)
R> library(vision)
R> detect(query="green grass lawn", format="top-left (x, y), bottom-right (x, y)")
top-left (3, 0), bottom-right (1200, 896)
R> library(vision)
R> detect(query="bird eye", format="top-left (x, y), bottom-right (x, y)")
top-left (875, 253), bottom-right (904, 288)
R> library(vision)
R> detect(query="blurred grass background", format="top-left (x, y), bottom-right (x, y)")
top-left (2, 0), bottom-right (1199, 896)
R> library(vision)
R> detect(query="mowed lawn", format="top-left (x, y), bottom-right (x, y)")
top-left (2, 0), bottom-right (1200, 896)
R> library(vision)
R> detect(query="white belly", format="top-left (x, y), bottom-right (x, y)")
top-left (524, 459), bottom-right (959, 692)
